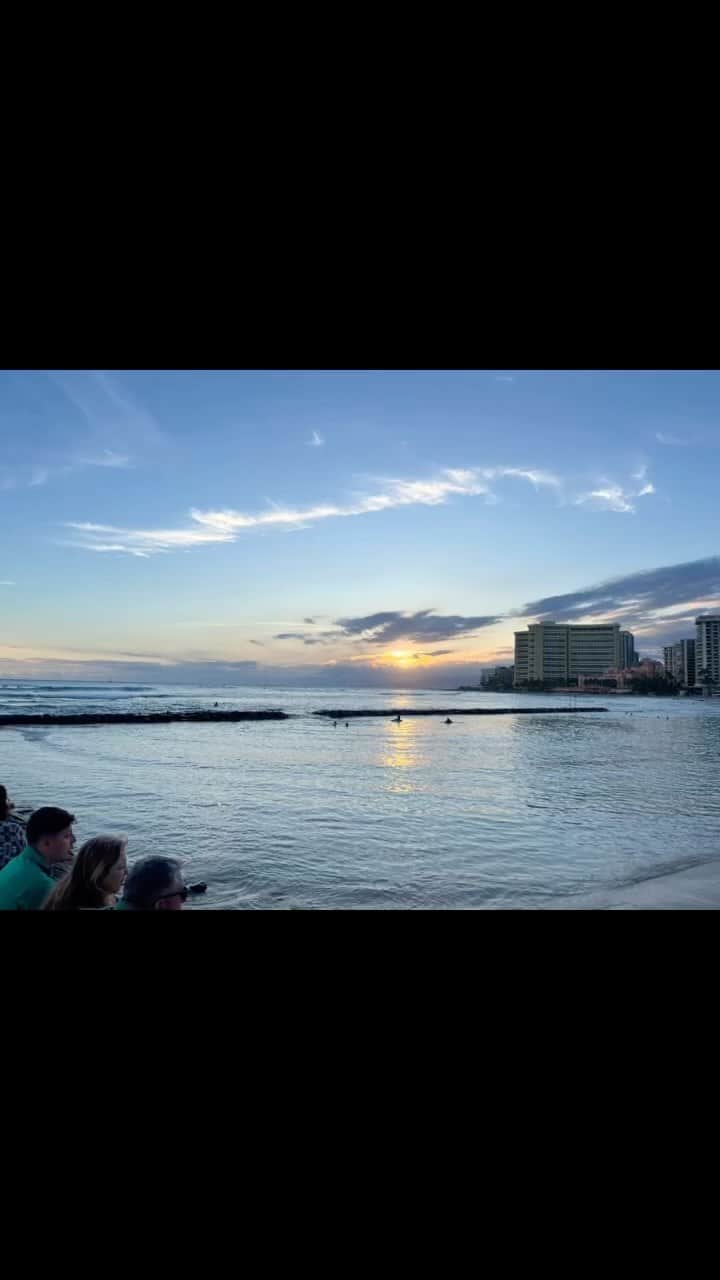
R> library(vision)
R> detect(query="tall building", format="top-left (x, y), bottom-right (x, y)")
top-left (620, 630), bottom-right (638, 668)
top-left (513, 622), bottom-right (624, 684)
top-left (664, 639), bottom-right (695, 686)
top-left (514, 631), bottom-right (529, 684)
top-left (696, 614), bottom-right (720, 686)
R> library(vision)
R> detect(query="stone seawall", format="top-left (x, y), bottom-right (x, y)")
top-left (313, 707), bottom-right (607, 718)
top-left (0, 710), bottom-right (289, 726)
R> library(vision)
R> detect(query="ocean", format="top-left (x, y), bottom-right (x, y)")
top-left (1, 680), bottom-right (719, 909)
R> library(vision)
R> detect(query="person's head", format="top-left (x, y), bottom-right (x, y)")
top-left (43, 835), bottom-right (128, 911)
top-left (121, 856), bottom-right (187, 910)
top-left (0, 785), bottom-right (12, 821)
top-left (26, 807), bottom-right (76, 863)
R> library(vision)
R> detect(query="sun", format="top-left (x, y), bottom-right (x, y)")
top-left (368, 648), bottom-right (442, 670)
top-left (387, 649), bottom-right (414, 668)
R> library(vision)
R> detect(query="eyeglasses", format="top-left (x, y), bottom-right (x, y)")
top-left (155, 885), bottom-right (189, 903)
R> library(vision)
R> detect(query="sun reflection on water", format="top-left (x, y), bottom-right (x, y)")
top-left (380, 720), bottom-right (424, 791)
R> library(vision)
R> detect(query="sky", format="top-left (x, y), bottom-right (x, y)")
top-left (1, 368), bottom-right (719, 686)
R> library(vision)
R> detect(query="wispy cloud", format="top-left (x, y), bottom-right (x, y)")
top-left (66, 465), bottom-right (560, 556)
top-left (4, 374), bottom-right (159, 492)
top-left (190, 467), bottom-right (561, 535)
top-left (656, 431), bottom-right (688, 446)
top-left (76, 450), bottom-right (132, 469)
top-left (495, 375), bottom-right (515, 383)
top-left (3, 453), bottom-right (129, 491)
top-left (495, 467), bottom-right (560, 489)
top-left (0, 580), bottom-right (15, 586)
top-left (307, 430), bottom-right (325, 447)
top-left (46, 370), bottom-right (167, 473)
top-left (63, 521), bottom-right (235, 558)
top-left (66, 462), bottom-right (652, 559)
top-left (573, 475), bottom-right (656, 514)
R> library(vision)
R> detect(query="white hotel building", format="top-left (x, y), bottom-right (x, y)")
top-left (514, 622), bottom-right (632, 685)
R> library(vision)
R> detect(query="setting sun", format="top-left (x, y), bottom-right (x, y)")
top-left (376, 649), bottom-right (436, 669)
top-left (388, 650), bottom-right (413, 667)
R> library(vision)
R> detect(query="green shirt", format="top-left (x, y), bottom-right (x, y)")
top-left (0, 844), bottom-right (55, 911)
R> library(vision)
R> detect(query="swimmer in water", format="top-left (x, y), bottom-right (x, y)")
top-left (393, 715), bottom-right (402, 723)
top-left (444, 717), bottom-right (453, 724)
top-left (333, 721), bottom-right (337, 727)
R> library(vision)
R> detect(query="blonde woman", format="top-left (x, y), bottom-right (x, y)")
top-left (43, 835), bottom-right (128, 910)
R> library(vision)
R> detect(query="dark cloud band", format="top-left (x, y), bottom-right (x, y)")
top-left (518, 556), bottom-right (720, 627)
top-left (334, 609), bottom-right (500, 644)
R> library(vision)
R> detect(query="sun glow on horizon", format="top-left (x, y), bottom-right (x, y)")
top-left (387, 649), bottom-right (416, 668)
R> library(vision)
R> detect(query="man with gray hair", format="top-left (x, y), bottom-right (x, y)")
top-left (115, 856), bottom-right (188, 911)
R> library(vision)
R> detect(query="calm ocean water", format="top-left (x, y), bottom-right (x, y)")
top-left (1, 680), bottom-right (719, 909)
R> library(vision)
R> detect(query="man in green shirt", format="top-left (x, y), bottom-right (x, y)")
top-left (0, 807), bottom-right (76, 910)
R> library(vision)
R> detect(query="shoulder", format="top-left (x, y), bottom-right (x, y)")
top-left (0, 850), bottom-right (52, 910)
top-left (0, 850), bottom-right (25, 886)
top-left (0, 820), bottom-right (25, 860)
top-left (0, 855), bottom-right (25, 907)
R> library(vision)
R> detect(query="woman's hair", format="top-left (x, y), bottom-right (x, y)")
top-left (0, 786), bottom-right (8, 821)
top-left (43, 835), bottom-right (127, 911)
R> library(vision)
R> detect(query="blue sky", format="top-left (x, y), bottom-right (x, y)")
top-left (1, 369), bottom-right (718, 685)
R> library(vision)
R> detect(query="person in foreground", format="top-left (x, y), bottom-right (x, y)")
top-left (116, 856), bottom-right (188, 910)
top-left (0, 785), bottom-right (26, 871)
top-left (0, 807), bottom-right (76, 910)
top-left (43, 835), bottom-right (128, 910)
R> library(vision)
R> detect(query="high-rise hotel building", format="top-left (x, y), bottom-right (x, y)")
top-left (696, 614), bottom-right (720, 685)
top-left (513, 622), bottom-right (633, 685)
top-left (663, 639), bottom-right (695, 686)
top-left (619, 630), bottom-right (638, 668)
